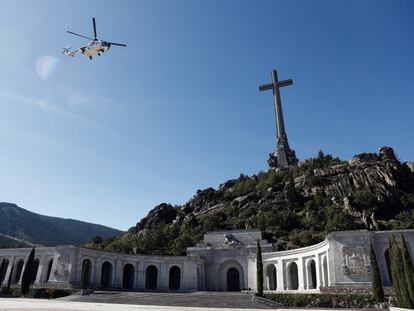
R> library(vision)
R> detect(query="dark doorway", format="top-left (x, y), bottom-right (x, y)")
top-left (101, 261), bottom-right (112, 288)
top-left (227, 267), bottom-right (240, 291)
top-left (30, 259), bottom-right (40, 284)
top-left (309, 260), bottom-right (317, 289)
top-left (0, 259), bottom-right (9, 285)
top-left (123, 264), bottom-right (134, 289)
top-left (288, 262), bottom-right (299, 290)
top-left (13, 260), bottom-right (24, 283)
top-left (145, 265), bottom-right (158, 290)
top-left (169, 266), bottom-right (181, 290)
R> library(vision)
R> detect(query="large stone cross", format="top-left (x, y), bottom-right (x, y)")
top-left (259, 70), bottom-right (298, 169)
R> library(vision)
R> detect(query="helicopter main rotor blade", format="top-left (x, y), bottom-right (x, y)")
top-left (92, 17), bottom-right (97, 40)
top-left (67, 31), bottom-right (94, 41)
top-left (107, 42), bottom-right (127, 47)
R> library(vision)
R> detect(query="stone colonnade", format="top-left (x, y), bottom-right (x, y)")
top-left (0, 247), bottom-right (56, 289)
top-left (262, 239), bottom-right (330, 292)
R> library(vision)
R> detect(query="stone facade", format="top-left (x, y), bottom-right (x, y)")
top-left (0, 229), bottom-right (412, 293)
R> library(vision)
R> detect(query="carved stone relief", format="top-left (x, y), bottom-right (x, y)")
top-left (341, 246), bottom-right (370, 275)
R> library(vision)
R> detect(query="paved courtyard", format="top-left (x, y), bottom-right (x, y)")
top-left (0, 298), bottom-right (361, 311)
top-left (0, 298), bottom-right (273, 311)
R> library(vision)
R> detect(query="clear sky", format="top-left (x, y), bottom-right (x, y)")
top-left (0, 0), bottom-right (413, 231)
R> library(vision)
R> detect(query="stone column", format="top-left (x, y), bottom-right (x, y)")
top-left (297, 258), bottom-right (305, 291)
top-left (315, 255), bottom-right (321, 290)
top-left (114, 259), bottom-right (122, 288)
top-left (277, 261), bottom-right (285, 291)
top-left (93, 257), bottom-right (101, 288)
top-left (137, 263), bottom-right (145, 290)
top-left (159, 263), bottom-right (168, 290)
top-left (134, 262), bottom-right (140, 289)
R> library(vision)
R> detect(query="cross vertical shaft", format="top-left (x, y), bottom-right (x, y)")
top-left (272, 70), bottom-right (286, 139)
top-left (259, 69), bottom-right (298, 169)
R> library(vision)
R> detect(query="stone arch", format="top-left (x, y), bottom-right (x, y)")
top-left (287, 262), bottom-right (299, 290)
top-left (122, 263), bottom-right (134, 289)
top-left (0, 258), bottom-right (9, 285)
top-left (218, 260), bottom-right (244, 291)
top-left (81, 259), bottom-right (92, 286)
top-left (101, 261), bottom-right (113, 288)
top-left (322, 256), bottom-right (329, 287)
top-left (44, 258), bottom-right (54, 282)
top-left (307, 259), bottom-right (317, 289)
top-left (145, 265), bottom-right (158, 290)
top-left (265, 264), bottom-right (277, 290)
top-left (169, 265), bottom-right (181, 290)
top-left (384, 248), bottom-right (392, 285)
top-left (12, 258), bottom-right (24, 284)
top-left (30, 258), bottom-right (40, 284)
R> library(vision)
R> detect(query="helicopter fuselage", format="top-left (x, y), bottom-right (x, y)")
top-left (82, 41), bottom-right (111, 59)
top-left (64, 17), bottom-right (126, 60)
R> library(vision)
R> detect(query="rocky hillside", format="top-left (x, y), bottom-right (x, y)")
top-left (106, 146), bottom-right (414, 255)
top-left (0, 203), bottom-right (122, 247)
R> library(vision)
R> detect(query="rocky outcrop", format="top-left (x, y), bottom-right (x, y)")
top-left (124, 203), bottom-right (177, 237)
top-left (117, 146), bottom-right (414, 250)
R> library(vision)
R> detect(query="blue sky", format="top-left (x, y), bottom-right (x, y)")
top-left (0, 0), bottom-right (413, 230)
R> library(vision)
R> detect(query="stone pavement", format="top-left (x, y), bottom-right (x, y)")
top-left (0, 297), bottom-right (273, 311)
top-left (59, 291), bottom-right (273, 309)
top-left (0, 297), bottom-right (365, 311)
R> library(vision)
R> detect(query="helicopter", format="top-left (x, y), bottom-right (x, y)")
top-left (63, 17), bottom-right (126, 60)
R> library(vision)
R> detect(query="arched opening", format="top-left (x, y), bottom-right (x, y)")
top-left (384, 249), bottom-right (392, 285)
top-left (101, 261), bottom-right (113, 288)
top-left (227, 267), bottom-right (240, 291)
top-left (287, 262), bottom-right (299, 290)
top-left (169, 266), bottom-right (181, 290)
top-left (322, 256), bottom-right (329, 287)
top-left (307, 260), bottom-right (317, 289)
top-left (266, 265), bottom-right (277, 290)
top-left (0, 259), bottom-right (9, 285)
top-left (81, 259), bottom-right (91, 286)
top-left (145, 265), bottom-right (158, 290)
top-left (13, 259), bottom-right (24, 284)
top-left (30, 259), bottom-right (40, 284)
top-left (122, 264), bottom-right (134, 289)
top-left (45, 259), bottom-right (53, 282)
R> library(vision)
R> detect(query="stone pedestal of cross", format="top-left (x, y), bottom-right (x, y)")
top-left (259, 70), bottom-right (298, 169)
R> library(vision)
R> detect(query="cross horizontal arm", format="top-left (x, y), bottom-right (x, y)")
top-left (258, 83), bottom-right (274, 92)
top-left (258, 79), bottom-right (293, 92)
top-left (276, 79), bottom-right (293, 88)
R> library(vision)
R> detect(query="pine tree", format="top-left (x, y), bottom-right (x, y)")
top-left (21, 248), bottom-right (35, 296)
top-left (256, 240), bottom-right (263, 296)
top-left (389, 235), bottom-right (413, 308)
top-left (369, 243), bottom-right (384, 302)
top-left (80, 260), bottom-right (90, 292)
top-left (401, 234), bottom-right (414, 305)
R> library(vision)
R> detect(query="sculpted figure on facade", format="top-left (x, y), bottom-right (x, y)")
top-left (223, 234), bottom-right (241, 246)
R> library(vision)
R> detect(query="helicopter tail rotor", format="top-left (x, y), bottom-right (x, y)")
top-left (62, 47), bottom-right (72, 54)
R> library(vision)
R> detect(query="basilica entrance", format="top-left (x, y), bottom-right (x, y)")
top-left (226, 268), bottom-right (240, 291)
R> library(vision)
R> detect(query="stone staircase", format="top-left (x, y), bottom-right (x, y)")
top-left (61, 291), bottom-right (276, 309)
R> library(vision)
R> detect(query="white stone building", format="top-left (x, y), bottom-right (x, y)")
top-left (0, 229), bottom-right (412, 293)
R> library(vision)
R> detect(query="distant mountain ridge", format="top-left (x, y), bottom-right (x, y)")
top-left (0, 202), bottom-right (122, 247)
